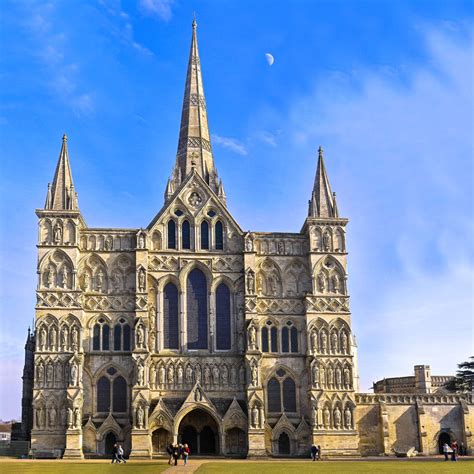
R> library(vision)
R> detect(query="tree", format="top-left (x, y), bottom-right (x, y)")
top-left (445, 357), bottom-right (474, 392)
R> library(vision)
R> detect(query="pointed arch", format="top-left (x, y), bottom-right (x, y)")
top-left (200, 220), bottom-right (210, 250)
top-left (186, 268), bottom-right (208, 350)
top-left (163, 282), bottom-right (179, 349)
top-left (167, 219), bottom-right (176, 249)
top-left (215, 282), bottom-right (231, 350)
top-left (182, 220), bottom-right (191, 249)
top-left (215, 220), bottom-right (224, 250)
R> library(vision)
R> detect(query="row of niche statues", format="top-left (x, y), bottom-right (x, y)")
top-left (41, 220), bottom-right (75, 246)
top-left (37, 324), bottom-right (81, 353)
top-left (35, 357), bottom-right (83, 388)
top-left (42, 264), bottom-right (73, 290)
top-left (311, 362), bottom-right (353, 390)
top-left (253, 238), bottom-right (306, 256)
top-left (141, 361), bottom-right (247, 389)
top-left (312, 403), bottom-right (354, 430)
top-left (310, 327), bottom-right (349, 355)
top-left (33, 404), bottom-right (81, 430)
top-left (313, 227), bottom-right (345, 253)
top-left (316, 270), bottom-right (344, 294)
top-left (80, 234), bottom-right (134, 252)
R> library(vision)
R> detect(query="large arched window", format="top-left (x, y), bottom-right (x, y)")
top-left (167, 220), bottom-right (176, 249)
top-left (113, 318), bottom-right (131, 351)
top-left (164, 282), bottom-right (179, 350)
top-left (215, 221), bottom-right (224, 250)
top-left (187, 269), bottom-right (208, 350)
top-left (182, 220), bottom-right (191, 250)
top-left (97, 368), bottom-right (128, 413)
top-left (215, 283), bottom-right (231, 350)
top-left (93, 317), bottom-right (110, 351)
top-left (267, 368), bottom-right (297, 414)
top-left (200, 221), bottom-right (209, 250)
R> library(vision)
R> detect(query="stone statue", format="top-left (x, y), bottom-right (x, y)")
top-left (310, 330), bottom-right (318, 353)
top-left (221, 366), bottom-right (229, 386)
top-left (35, 407), bottom-right (43, 429)
top-left (105, 235), bottom-right (113, 250)
top-left (37, 364), bottom-right (44, 384)
top-left (204, 366), bottom-right (211, 385)
top-left (251, 366), bottom-right (258, 387)
top-left (335, 366), bottom-right (342, 388)
top-left (61, 266), bottom-right (69, 289)
top-left (167, 365), bottom-right (174, 385)
top-left (112, 270), bottom-right (122, 292)
top-left (137, 363), bottom-right (145, 386)
top-left (70, 362), bottom-right (78, 386)
top-left (230, 366), bottom-right (237, 387)
top-left (332, 273), bottom-right (340, 293)
top-left (327, 367), bottom-right (334, 387)
top-left (83, 272), bottom-right (90, 291)
top-left (341, 331), bottom-right (348, 354)
top-left (312, 364), bottom-right (319, 388)
top-left (48, 405), bottom-right (57, 427)
top-left (71, 326), bottom-right (79, 351)
top-left (334, 406), bottom-right (342, 429)
top-left (149, 365), bottom-right (156, 388)
top-left (96, 269), bottom-right (104, 292)
top-left (46, 364), bottom-right (53, 385)
top-left (319, 366), bottom-right (326, 388)
top-left (67, 407), bottom-right (73, 429)
top-left (46, 266), bottom-right (55, 288)
top-left (277, 241), bottom-right (284, 254)
top-left (73, 407), bottom-right (81, 429)
top-left (248, 325), bottom-right (257, 350)
top-left (320, 331), bottom-right (328, 353)
top-left (212, 366), bottom-right (219, 386)
top-left (317, 272), bottom-right (326, 293)
top-left (39, 327), bottom-right (47, 350)
top-left (60, 326), bottom-right (68, 351)
top-left (177, 365), bottom-right (184, 385)
top-left (246, 270), bottom-right (255, 294)
top-left (158, 365), bottom-right (165, 387)
top-left (323, 406), bottom-right (330, 428)
top-left (136, 324), bottom-right (145, 349)
top-left (138, 268), bottom-right (146, 292)
top-left (50, 326), bottom-right (57, 350)
top-left (194, 387), bottom-right (202, 402)
top-left (185, 365), bottom-right (193, 385)
top-left (251, 405), bottom-right (259, 428)
top-left (323, 230), bottom-right (331, 251)
top-left (343, 367), bottom-right (351, 388)
top-left (54, 224), bottom-right (62, 244)
top-left (245, 235), bottom-right (253, 252)
top-left (331, 331), bottom-right (338, 353)
top-left (136, 405), bottom-right (144, 429)
top-left (344, 407), bottom-right (352, 429)
top-left (138, 233), bottom-right (145, 249)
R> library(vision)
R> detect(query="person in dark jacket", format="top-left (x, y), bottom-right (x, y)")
top-left (310, 444), bottom-right (318, 461)
top-left (167, 443), bottom-right (173, 465)
top-left (173, 444), bottom-right (180, 466)
top-left (111, 443), bottom-right (119, 463)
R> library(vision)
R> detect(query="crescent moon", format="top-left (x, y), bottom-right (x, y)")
top-left (265, 53), bottom-right (274, 66)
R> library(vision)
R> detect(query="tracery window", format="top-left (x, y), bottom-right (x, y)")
top-left (93, 317), bottom-right (110, 351)
top-left (215, 283), bottom-right (231, 350)
top-left (113, 318), bottom-right (131, 351)
top-left (167, 220), bottom-right (176, 249)
top-left (261, 320), bottom-right (279, 353)
top-left (187, 269), bottom-right (208, 350)
top-left (97, 367), bottom-right (127, 413)
top-left (267, 368), bottom-right (297, 414)
top-left (215, 221), bottom-right (224, 250)
top-left (182, 220), bottom-right (191, 250)
top-left (200, 221), bottom-right (209, 250)
top-left (163, 282), bottom-right (179, 349)
top-left (282, 321), bottom-right (298, 353)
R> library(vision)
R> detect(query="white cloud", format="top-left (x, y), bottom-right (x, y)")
top-left (139, 0), bottom-right (175, 22)
top-left (254, 130), bottom-right (277, 147)
top-left (212, 134), bottom-right (248, 156)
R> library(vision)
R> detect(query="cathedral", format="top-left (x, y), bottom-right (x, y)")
top-left (26, 21), bottom-right (473, 458)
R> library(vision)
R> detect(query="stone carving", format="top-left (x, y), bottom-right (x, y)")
top-left (331, 273), bottom-right (340, 294)
top-left (328, 366), bottom-right (334, 388)
top-left (204, 366), bottom-right (211, 386)
top-left (320, 331), bottom-right (328, 353)
top-left (231, 366), bottom-right (237, 387)
top-left (83, 272), bottom-right (90, 291)
top-left (70, 361), bottom-right (79, 386)
top-left (138, 232), bottom-right (146, 249)
top-left (54, 223), bottom-right (63, 244)
top-left (137, 363), bottom-right (145, 386)
top-left (323, 230), bottom-right (331, 251)
top-left (185, 365), bottom-right (193, 385)
top-left (149, 364), bottom-right (156, 388)
top-left (136, 405), bottom-right (144, 429)
top-left (251, 404), bottom-right (259, 428)
top-left (246, 269), bottom-right (255, 294)
top-left (138, 268), bottom-right (146, 292)
top-left (39, 327), bottom-right (47, 350)
top-left (48, 405), bottom-right (57, 428)
top-left (317, 273), bottom-right (326, 292)
top-left (194, 387), bottom-right (202, 402)
top-left (310, 330), bottom-right (318, 353)
top-left (212, 365), bottom-right (219, 386)
top-left (50, 326), bottom-right (57, 350)
top-left (61, 266), bottom-right (70, 289)
top-left (251, 365), bottom-right (258, 387)
top-left (159, 365), bottom-right (165, 387)
top-left (177, 365), bottom-right (184, 385)
top-left (60, 326), bottom-right (69, 351)
top-left (67, 407), bottom-right (73, 429)
top-left (73, 407), bottom-right (81, 429)
top-left (344, 406), bottom-right (352, 429)
top-left (341, 331), bottom-right (348, 354)
top-left (323, 406), bottom-right (330, 428)
top-left (245, 234), bottom-right (254, 252)
top-left (71, 326), bottom-right (79, 351)
top-left (344, 367), bottom-right (351, 389)
top-left (334, 406), bottom-right (342, 429)
top-left (96, 269), bottom-right (105, 292)
top-left (331, 331), bottom-right (338, 353)
top-left (248, 325), bottom-right (257, 350)
top-left (319, 366), bottom-right (326, 388)
top-left (188, 191), bottom-right (202, 207)
top-left (168, 365), bottom-right (175, 385)
top-left (312, 363), bottom-right (319, 388)
top-left (335, 366), bottom-right (342, 389)
top-left (136, 324), bottom-right (145, 349)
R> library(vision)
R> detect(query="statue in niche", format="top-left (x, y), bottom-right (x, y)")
top-left (67, 407), bottom-right (73, 428)
top-left (138, 233), bottom-right (145, 249)
top-left (185, 365), bottom-right (193, 385)
top-left (37, 364), bottom-right (44, 384)
top-left (136, 405), bottom-right (144, 429)
top-left (248, 325), bottom-right (257, 350)
top-left (317, 273), bottom-right (326, 293)
top-left (167, 366), bottom-right (174, 385)
top-left (221, 366), bottom-right (228, 386)
top-left (137, 363), bottom-right (145, 386)
top-left (331, 331), bottom-right (338, 353)
top-left (277, 241), bottom-right (284, 254)
top-left (177, 365), bottom-right (184, 385)
top-left (204, 366), bottom-right (211, 386)
top-left (323, 406), bottom-right (330, 428)
top-left (251, 366), bottom-right (258, 387)
top-left (312, 364), bottom-right (319, 388)
top-left (334, 406), bottom-right (342, 429)
top-left (39, 327), bottom-right (47, 350)
top-left (212, 366), bottom-right (219, 386)
top-left (60, 326), bottom-right (68, 351)
top-left (194, 387), bottom-right (202, 402)
top-left (341, 331), bottom-right (348, 354)
top-left (319, 366), bottom-right (326, 388)
top-left (195, 366), bottom-right (201, 384)
top-left (245, 235), bottom-right (254, 252)
top-left (239, 365), bottom-right (245, 386)
top-left (332, 273), bottom-right (340, 293)
top-left (46, 266), bottom-right (55, 288)
top-left (158, 365), bottom-right (165, 387)
top-left (310, 330), bottom-right (318, 353)
top-left (55, 362), bottom-right (62, 384)
top-left (312, 405), bottom-right (318, 427)
top-left (61, 266), bottom-right (69, 289)
top-left (48, 405), bottom-right (57, 428)
top-left (268, 275), bottom-right (277, 296)
top-left (70, 361), bottom-right (79, 386)
top-left (73, 407), bottom-right (81, 429)
top-left (96, 269), bottom-right (104, 292)
top-left (246, 270), bottom-right (255, 294)
top-left (105, 235), bottom-right (113, 250)
top-left (112, 270), bottom-right (122, 292)
top-left (149, 365), bottom-right (156, 388)
top-left (230, 366), bottom-right (237, 387)
top-left (335, 366), bottom-right (342, 388)
top-left (71, 326), bottom-right (79, 351)
top-left (327, 367), bottom-right (334, 387)
top-left (343, 367), bottom-right (351, 388)
top-left (35, 407), bottom-right (43, 429)
top-left (54, 224), bottom-right (62, 244)
top-left (344, 407), bottom-right (352, 429)
top-left (46, 364), bottom-right (53, 385)
top-left (323, 230), bottom-right (331, 251)
top-left (136, 324), bottom-right (145, 349)
top-left (50, 326), bottom-right (57, 349)
top-left (251, 405), bottom-right (259, 428)
top-left (82, 272), bottom-right (90, 291)
top-left (138, 268), bottom-right (146, 292)
top-left (320, 331), bottom-right (328, 353)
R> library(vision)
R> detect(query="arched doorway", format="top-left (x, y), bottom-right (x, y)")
top-left (104, 432), bottom-right (117, 455)
top-left (438, 432), bottom-right (451, 454)
top-left (278, 432), bottom-right (290, 456)
top-left (178, 409), bottom-right (220, 455)
top-left (226, 427), bottom-right (247, 457)
top-left (152, 428), bottom-right (172, 454)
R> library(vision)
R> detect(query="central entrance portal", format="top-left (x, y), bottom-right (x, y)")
top-left (178, 409), bottom-right (219, 455)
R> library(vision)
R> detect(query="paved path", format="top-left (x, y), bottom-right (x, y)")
top-left (163, 459), bottom-right (206, 473)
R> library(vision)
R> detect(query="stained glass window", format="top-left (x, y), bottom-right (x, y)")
top-left (187, 269), bottom-right (208, 349)
top-left (182, 220), bottom-right (191, 249)
top-left (216, 283), bottom-right (231, 350)
top-left (215, 221), bottom-right (224, 250)
top-left (200, 221), bottom-right (209, 250)
top-left (167, 220), bottom-right (176, 249)
top-left (164, 282), bottom-right (179, 349)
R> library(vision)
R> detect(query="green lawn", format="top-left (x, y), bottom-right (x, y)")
top-left (0, 461), bottom-right (169, 474)
top-left (196, 460), bottom-right (474, 474)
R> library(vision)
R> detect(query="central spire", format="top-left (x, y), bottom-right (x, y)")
top-left (168, 19), bottom-right (222, 201)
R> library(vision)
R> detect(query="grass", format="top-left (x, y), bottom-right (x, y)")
top-left (0, 461), bottom-right (169, 474)
top-left (196, 460), bottom-right (474, 474)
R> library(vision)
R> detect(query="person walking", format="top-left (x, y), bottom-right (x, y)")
top-left (310, 444), bottom-right (318, 461)
top-left (317, 445), bottom-right (322, 461)
top-left (443, 442), bottom-right (450, 461)
top-left (167, 443), bottom-right (174, 465)
top-left (117, 444), bottom-right (126, 463)
top-left (451, 441), bottom-right (458, 461)
top-left (111, 443), bottom-right (119, 464)
top-left (460, 442), bottom-right (466, 456)
top-left (173, 444), bottom-right (180, 466)
top-left (183, 443), bottom-right (190, 465)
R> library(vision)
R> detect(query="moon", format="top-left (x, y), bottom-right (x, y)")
top-left (265, 53), bottom-right (274, 66)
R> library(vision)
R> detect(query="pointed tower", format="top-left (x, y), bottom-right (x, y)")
top-left (168, 19), bottom-right (222, 200)
top-left (45, 134), bottom-right (78, 211)
top-left (308, 146), bottom-right (337, 218)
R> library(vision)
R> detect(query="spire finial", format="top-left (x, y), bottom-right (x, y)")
top-left (318, 145), bottom-right (323, 158)
top-left (63, 133), bottom-right (68, 142)
top-left (192, 13), bottom-right (197, 29)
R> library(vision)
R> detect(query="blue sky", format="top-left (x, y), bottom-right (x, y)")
top-left (0, 0), bottom-right (473, 419)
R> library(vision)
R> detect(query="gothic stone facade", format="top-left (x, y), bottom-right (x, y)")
top-left (29, 21), bottom-right (473, 458)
